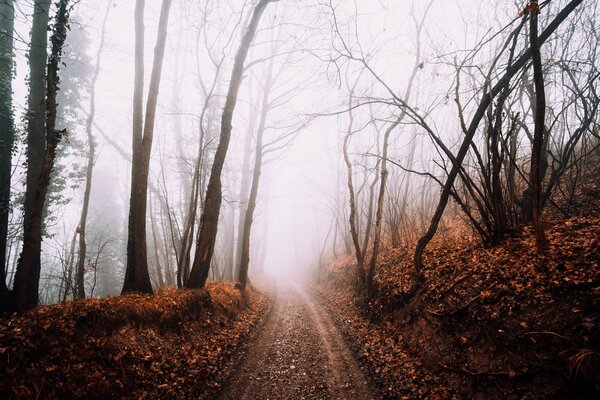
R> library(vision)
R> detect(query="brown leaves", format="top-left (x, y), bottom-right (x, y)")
top-left (0, 283), bottom-right (268, 399)
top-left (518, 2), bottom-right (541, 18)
top-left (322, 210), bottom-right (600, 398)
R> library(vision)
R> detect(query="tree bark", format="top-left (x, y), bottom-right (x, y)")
top-left (123, 0), bottom-right (171, 294)
top-left (11, 0), bottom-right (50, 311)
top-left (13, 0), bottom-right (69, 312)
top-left (186, 0), bottom-right (276, 289)
top-left (0, 0), bottom-right (15, 299)
top-left (528, 1), bottom-right (549, 252)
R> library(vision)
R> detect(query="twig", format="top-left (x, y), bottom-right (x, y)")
top-left (521, 331), bottom-right (568, 340)
top-left (438, 362), bottom-right (520, 378)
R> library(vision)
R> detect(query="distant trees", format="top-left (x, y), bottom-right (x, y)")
top-left (0, 0), bottom-right (15, 299)
top-left (326, 0), bottom-right (591, 295)
top-left (186, 0), bottom-right (278, 289)
top-left (74, 3), bottom-right (111, 300)
top-left (122, 0), bottom-right (172, 295)
top-left (0, 0), bottom-right (595, 311)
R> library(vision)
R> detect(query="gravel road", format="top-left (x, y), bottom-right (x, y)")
top-left (219, 281), bottom-right (373, 400)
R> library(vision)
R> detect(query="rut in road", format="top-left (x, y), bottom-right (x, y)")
top-left (220, 281), bottom-right (374, 400)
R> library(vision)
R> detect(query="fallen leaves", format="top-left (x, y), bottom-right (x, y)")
top-left (0, 283), bottom-right (269, 399)
top-left (321, 211), bottom-right (600, 399)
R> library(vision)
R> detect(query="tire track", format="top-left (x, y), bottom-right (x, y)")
top-left (219, 281), bottom-right (373, 399)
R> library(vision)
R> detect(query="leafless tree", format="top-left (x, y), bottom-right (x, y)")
top-left (187, 0), bottom-right (279, 289)
top-left (122, 0), bottom-right (172, 295)
top-left (74, 2), bottom-right (111, 299)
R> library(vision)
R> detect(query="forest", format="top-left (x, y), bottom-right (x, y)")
top-left (0, 0), bottom-right (598, 398)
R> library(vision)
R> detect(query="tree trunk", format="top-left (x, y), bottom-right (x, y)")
top-left (62, 228), bottom-right (77, 302)
top-left (528, 1), bottom-right (549, 252)
top-left (75, 3), bottom-right (110, 299)
top-left (123, 0), bottom-right (171, 294)
top-left (235, 115), bottom-right (255, 280)
top-left (342, 103), bottom-right (366, 288)
top-left (149, 192), bottom-right (165, 288)
top-left (237, 60), bottom-right (273, 290)
top-left (11, 0), bottom-right (50, 311)
top-left (177, 135), bottom-right (202, 287)
top-left (0, 0), bottom-right (15, 299)
top-left (186, 0), bottom-right (276, 289)
top-left (366, 122), bottom-right (394, 297)
top-left (224, 206), bottom-right (235, 280)
top-left (13, 0), bottom-right (70, 312)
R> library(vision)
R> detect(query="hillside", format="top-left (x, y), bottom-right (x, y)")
top-left (0, 284), bottom-right (268, 399)
top-left (321, 204), bottom-right (599, 399)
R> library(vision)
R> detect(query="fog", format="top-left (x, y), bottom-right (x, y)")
top-left (3, 0), bottom-right (597, 302)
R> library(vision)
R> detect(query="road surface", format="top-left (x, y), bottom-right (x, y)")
top-left (220, 281), bottom-right (373, 400)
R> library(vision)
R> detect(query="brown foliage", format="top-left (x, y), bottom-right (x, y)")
top-left (322, 207), bottom-right (599, 398)
top-left (0, 283), bottom-right (267, 399)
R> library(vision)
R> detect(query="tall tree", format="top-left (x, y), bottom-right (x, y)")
top-left (365, 4), bottom-right (428, 297)
top-left (7, 0), bottom-right (52, 311)
top-left (186, 0), bottom-right (278, 289)
top-left (74, 3), bottom-right (111, 299)
top-left (9, 0), bottom-right (52, 310)
top-left (340, 74), bottom-right (369, 289)
top-left (237, 59), bottom-right (273, 291)
top-left (528, 0), bottom-right (549, 252)
top-left (234, 109), bottom-right (255, 281)
top-left (13, 0), bottom-right (71, 311)
top-left (122, 0), bottom-right (172, 294)
top-left (0, 0), bottom-right (15, 298)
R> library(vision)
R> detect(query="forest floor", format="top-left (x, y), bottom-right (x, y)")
top-left (219, 280), bottom-right (373, 400)
top-left (0, 283), bottom-right (268, 399)
top-left (1, 193), bottom-right (598, 400)
top-left (320, 190), bottom-right (599, 399)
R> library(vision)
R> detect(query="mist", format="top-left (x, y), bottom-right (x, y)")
top-left (1, 0), bottom-right (597, 303)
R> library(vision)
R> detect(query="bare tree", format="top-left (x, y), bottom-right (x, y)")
top-left (0, 0), bottom-right (15, 299)
top-left (365, 4), bottom-right (430, 297)
top-left (528, 0), bottom-right (549, 252)
top-left (186, 0), bottom-right (278, 289)
top-left (237, 45), bottom-right (304, 290)
top-left (122, 0), bottom-right (172, 295)
top-left (74, 2), bottom-right (111, 299)
top-left (413, 0), bottom-right (583, 279)
top-left (342, 79), bottom-right (366, 288)
top-left (175, 20), bottom-right (227, 287)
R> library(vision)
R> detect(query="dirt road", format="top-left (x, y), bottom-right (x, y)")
top-left (219, 281), bottom-right (374, 400)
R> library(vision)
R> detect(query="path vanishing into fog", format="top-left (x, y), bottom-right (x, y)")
top-left (220, 281), bottom-right (373, 400)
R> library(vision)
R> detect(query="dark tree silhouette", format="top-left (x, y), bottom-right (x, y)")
top-left (13, 0), bottom-right (71, 311)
